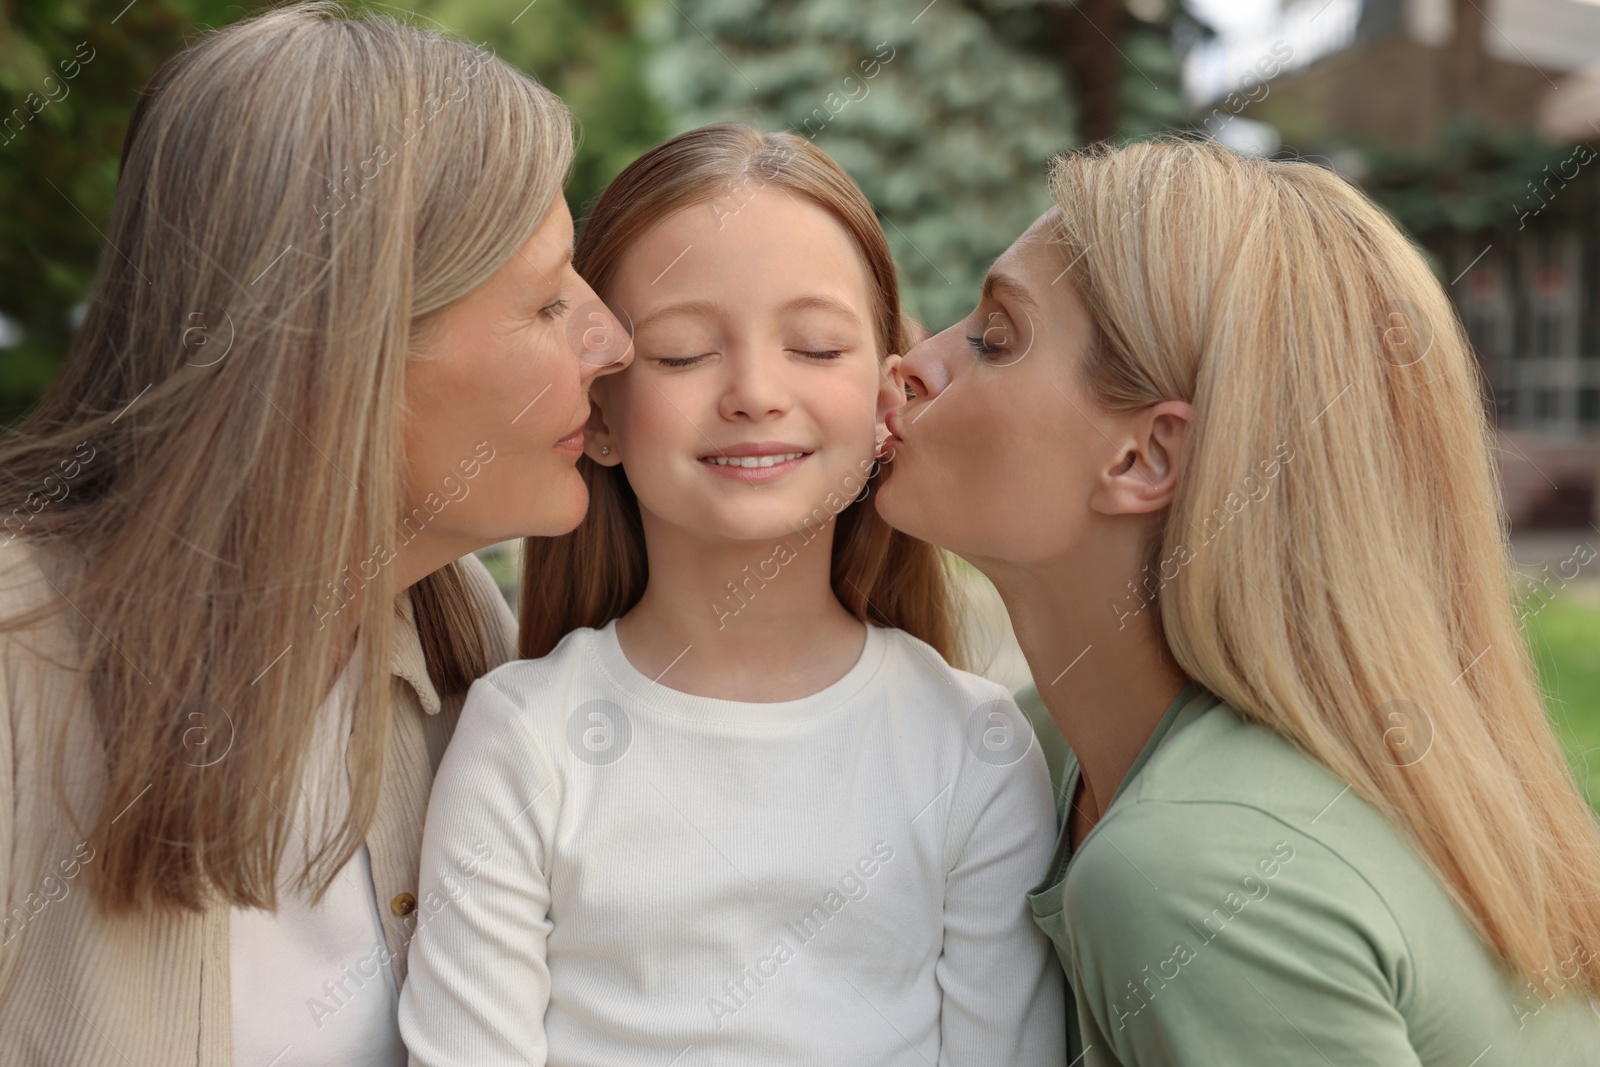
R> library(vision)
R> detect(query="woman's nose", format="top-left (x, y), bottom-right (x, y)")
top-left (571, 291), bottom-right (634, 381)
top-left (899, 336), bottom-right (952, 401)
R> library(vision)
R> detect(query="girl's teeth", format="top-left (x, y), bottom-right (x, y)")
top-left (706, 452), bottom-right (805, 468)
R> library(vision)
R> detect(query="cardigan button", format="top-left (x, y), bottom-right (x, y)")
top-left (390, 892), bottom-right (417, 917)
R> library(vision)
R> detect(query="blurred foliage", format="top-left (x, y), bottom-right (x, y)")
top-left (0, 0), bottom-right (666, 427)
top-left (1525, 593), bottom-right (1600, 814)
top-left (0, 0), bottom-right (1195, 414)
top-left (0, 0), bottom-right (261, 428)
top-left (377, 0), bottom-right (667, 218)
top-left (1117, 22), bottom-right (1187, 139)
top-left (645, 0), bottom-right (1186, 329)
top-left (1358, 116), bottom-right (1598, 237)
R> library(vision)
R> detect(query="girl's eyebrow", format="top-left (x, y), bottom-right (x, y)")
top-left (778, 294), bottom-right (862, 323)
top-left (632, 299), bottom-right (720, 332)
top-left (633, 294), bottom-right (863, 333)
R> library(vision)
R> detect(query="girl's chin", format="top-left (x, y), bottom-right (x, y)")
top-left (684, 499), bottom-right (846, 546)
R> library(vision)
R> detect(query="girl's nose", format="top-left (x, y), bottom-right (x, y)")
top-left (719, 353), bottom-right (792, 420)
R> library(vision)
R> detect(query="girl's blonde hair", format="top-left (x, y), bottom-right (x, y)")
top-left (520, 123), bottom-right (962, 665)
top-left (0, 2), bottom-right (570, 913)
top-left (1050, 136), bottom-right (1600, 996)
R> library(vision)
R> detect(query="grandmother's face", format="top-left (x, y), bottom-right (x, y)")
top-left (874, 210), bottom-right (1108, 568)
top-left (400, 198), bottom-right (631, 575)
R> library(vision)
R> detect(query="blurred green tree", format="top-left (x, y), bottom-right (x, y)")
top-left (644, 0), bottom-right (1184, 329)
top-left (0, 0), bottom-right (264, 427)
top-left (1360, 117), bottom-right (1593, 238)
top-left (389, 0), bottom-right (667, 217)
top-left (0, 0), bottom-right (666, 427)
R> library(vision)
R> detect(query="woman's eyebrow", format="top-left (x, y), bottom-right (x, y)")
top-left (516, 242), bottom-right (572, 290)
top-left (982, 272), bottom-right (1042, 322)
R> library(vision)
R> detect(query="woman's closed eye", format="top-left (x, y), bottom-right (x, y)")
top-left (538, 297), bottom-right (571, 321)
top-left (966, 333), bottom-right (1002, 359)
top-left (966, 309), bottom-right (1023, 361)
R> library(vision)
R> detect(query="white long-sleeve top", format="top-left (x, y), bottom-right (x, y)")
top-left (398, 619), bottom-right (1065, 1067)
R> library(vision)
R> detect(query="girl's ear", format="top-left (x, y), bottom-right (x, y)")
top-left (875, 354), bottom-right (905, 445)
top-left (583, 394), bottom-right (622, 466)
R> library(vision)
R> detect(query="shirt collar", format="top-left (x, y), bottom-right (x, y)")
top-left (1106, 679), bottom-right (1217, 810)
top-left (389, 588), bottom-right (442, 717)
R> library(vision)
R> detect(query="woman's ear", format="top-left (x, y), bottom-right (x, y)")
top-left (1092, 399), bottom-right (1192, 516)
top-left (583, 394), bottom-right (622, 466)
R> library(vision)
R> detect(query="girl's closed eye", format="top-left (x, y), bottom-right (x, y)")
top-left (645, 345), bottom-right (848, 367)
top-left (782, 305), bottom-right (860, 362)
top-left (652, 352), bottom-right (712, 368)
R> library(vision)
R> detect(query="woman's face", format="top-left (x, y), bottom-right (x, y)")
top-left (875, 210), bottom-right (1114, 568)
top-left (402, 197), bottom-right (631, 554)
top-left (585, 189), bottom-right (900, 545)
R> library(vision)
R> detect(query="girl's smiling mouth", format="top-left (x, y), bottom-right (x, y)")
top-left (698, 441), bottom-right (813, 481)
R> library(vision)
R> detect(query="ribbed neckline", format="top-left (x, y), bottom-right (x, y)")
top-left (589, 617), bottom-right (887, 726)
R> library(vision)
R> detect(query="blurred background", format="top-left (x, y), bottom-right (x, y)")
top-left (2, 0), bottom-right (1596, 806)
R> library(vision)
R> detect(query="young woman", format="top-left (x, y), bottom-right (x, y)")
top-left (397, 124), bottom-right (1065, 1065)
top-left (0, 6), bottom-right (628, 1065)
top-left (876, 137), bottom-right (1600, 1064)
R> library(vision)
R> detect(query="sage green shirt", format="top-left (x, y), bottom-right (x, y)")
top-left (1014, 681), bottom-right (1600, 1066)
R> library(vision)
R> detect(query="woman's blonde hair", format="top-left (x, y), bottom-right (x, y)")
top-left (520, 123), bottom-right (962, 665)
top-left (1049, 136), bottom-right (1600, 996)
top-left (0, 2), bottom-right (570, 914)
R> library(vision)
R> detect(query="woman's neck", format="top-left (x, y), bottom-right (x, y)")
top-left (615, 512), bottom-right (866, 702)
top-left (982, 551), bottom-right (1190, 838)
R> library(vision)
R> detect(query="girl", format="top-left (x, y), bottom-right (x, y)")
top-left (398, 124), bottom-right (1065, 1065)
top-left (876, 136), bottom-right (1600, 1064)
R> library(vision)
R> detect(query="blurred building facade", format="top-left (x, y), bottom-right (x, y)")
top-left (1211, 0), bottom-right (1600, 529)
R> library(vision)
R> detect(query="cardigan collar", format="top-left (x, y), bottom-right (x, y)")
top-left (390, 588), bottom-right (442, 717)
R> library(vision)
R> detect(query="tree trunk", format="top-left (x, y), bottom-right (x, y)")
top-left (1048, 0), bottom-right (1126, 144)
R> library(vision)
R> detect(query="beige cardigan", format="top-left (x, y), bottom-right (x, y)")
top-left (0, 538), bottom-right (518, 1066)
